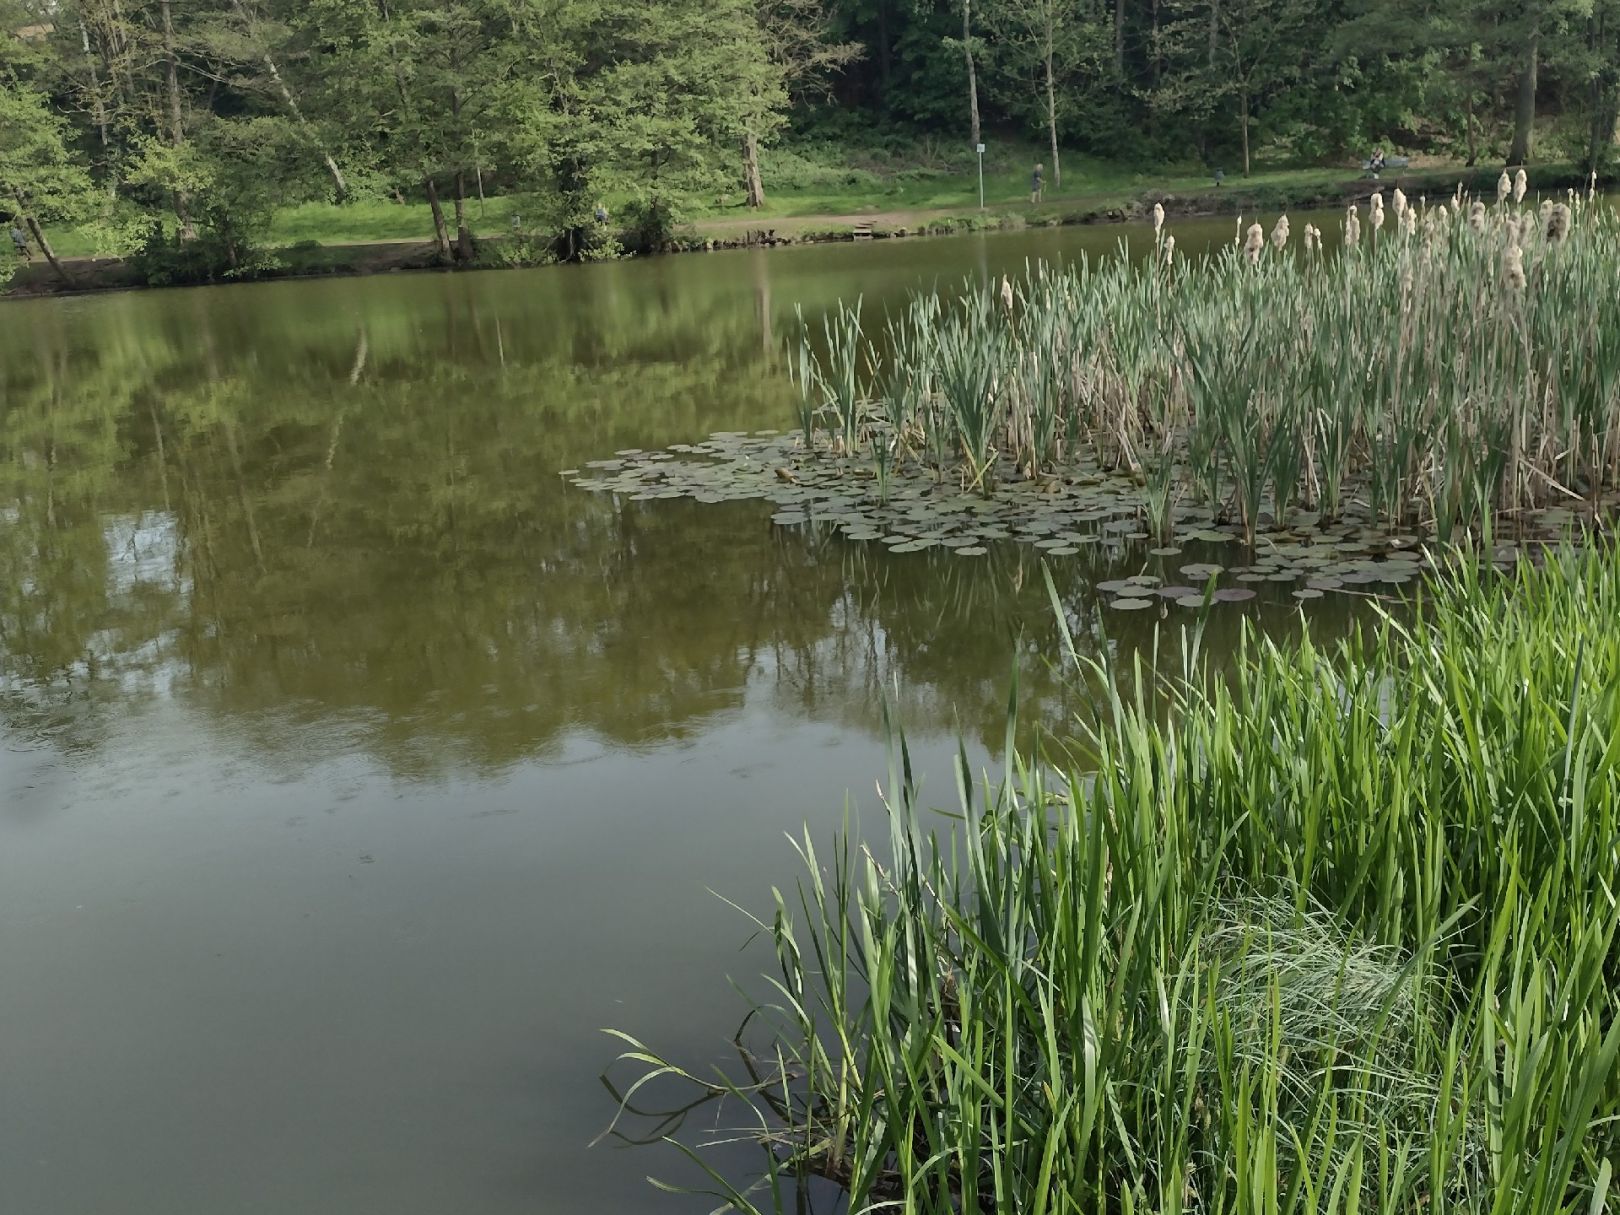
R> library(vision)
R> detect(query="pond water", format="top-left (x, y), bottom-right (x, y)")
top-left (0, 214), bottom-right (1365, 1214)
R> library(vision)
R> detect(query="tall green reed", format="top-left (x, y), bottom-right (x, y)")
top-left (608, 547), bottom-right (1620, 1215)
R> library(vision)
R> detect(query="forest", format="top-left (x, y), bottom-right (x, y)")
top-left (3, 0), bottom-right (1619, 277)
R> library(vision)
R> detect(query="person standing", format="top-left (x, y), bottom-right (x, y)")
top-left (9, 224), bottom-right (31, 261)
top-left (1030, 163), bottom-right (1045, 205)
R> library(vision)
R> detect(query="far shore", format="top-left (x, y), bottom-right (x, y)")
top-left (6, 161), bottom-right (1607, 301)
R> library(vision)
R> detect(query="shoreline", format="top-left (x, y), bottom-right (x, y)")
top-left (5, 163), bottom-right (1606, 301)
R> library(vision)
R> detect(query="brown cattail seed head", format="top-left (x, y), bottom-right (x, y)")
top-left (1469, 200), bottom-right (1486, 233)
top-left (1000, 276), bottom-right (1014, 311)
top-left (1497, 171), bottom-right (1512, 203)
top-left (1546, 202), bottom-right (1570, 243)
top-left (1514, 169), bottom-right (1528, 203)
top-left (1153, 202), bottom-right (1165, 233)
top-left (1244, 222), bottom-right (1264, 263)
top-left (1271, 214), bottom-right (1290, 249)
top-left (1164, 234), bottom-right (1176, 265)
top-left (1503, 244), bottom-right (1526, 292)
top-left (1392, 188), bottom-right (1407, 218)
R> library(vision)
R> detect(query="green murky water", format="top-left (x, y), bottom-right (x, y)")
top-left (0, 218), bottom-right (1365, 1213)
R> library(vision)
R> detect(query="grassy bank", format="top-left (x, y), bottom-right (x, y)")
top-left (17, 142), bottom-right (1477, 262)
top-left (608, 548), bottom-right (1620, 1213)
top-left (8, 140), bottom-right (1612, 297)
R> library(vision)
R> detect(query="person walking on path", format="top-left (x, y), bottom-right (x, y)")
top-left (1030, 163), bottom-right (1045, 205)
top-left (9, 224), bottom-right (31, 261)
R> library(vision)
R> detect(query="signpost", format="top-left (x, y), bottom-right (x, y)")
top-left (976, 143), bottom-right (986, 209)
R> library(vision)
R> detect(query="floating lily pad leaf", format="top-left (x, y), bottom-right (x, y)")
top-left (772, 512), bottom-right (807, 525)
top-left (1293, 588), bottom-right (1326, 600)
top-left (1306, 576), bottom-right (1344, 590)
top-left (1047, 546), bottom-right (1079, 556)
top-left (1211, 588), bottom-right (1258, 603)
top-left (1149, 546), bottom-right (1183, 557)
top-left (558, 469), bottom-right (580, 477)
top-left (1126, 574), bottom-right (1162, 586)
top-left (1237, 572), bottom-right (1270, 583)
top-left (1111, 598), bottom-right (1155, 611)
top-left (1097, 579), bottom-right (1135, 593)
top-left (1181, 563), bottom-right (1223, 579)
top-left (955, 546), bottom-right (988, 557)
top-left (1268, 571), bottom-right (1299, 582)
top-left (1157, 585), bottom-right (1200, 599)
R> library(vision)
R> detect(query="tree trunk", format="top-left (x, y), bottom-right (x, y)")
top-left (1240, 91), bottom-right (1251, 176)
top-left (159, 0), bottom-right (195, 239)
top-left (1045, 48), bottom-right (1061, 188)
top-left (1150, 0), bottom-right (1161, 87)
top-left (1208, 0), bottom-right (1220, 67)
top-left (229, 0), bottom-right (348, 200)
top-left (1114, 0), bottom-right (1125, 75)
top-left (15, 201), bottom-right (73, 288)
top-left (877, 0), bottom-right (891, 100)
top-left (453, 172), bottom-right (474, 262)
top-left (1508, 29), bottom-right (1539, 165)
top-left (1465, 92), bottom-right (1478, 166)
top-left (962, 0), bottom-right (981, 148)
top-left (742, 131), bottom-right (765, 207)
top-left (423, 177), bottom-right (453, 263)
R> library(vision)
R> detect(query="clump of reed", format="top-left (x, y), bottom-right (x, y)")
top-left (790, 176), bottom-right (1620, 545)
top-left (607, 546), bottom-right (1620, 1214)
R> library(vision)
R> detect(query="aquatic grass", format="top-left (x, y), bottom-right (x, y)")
top-left (788, 179), bottom-right (1620, 547)
top-left (607, 546), bottom-right (1620, 1214)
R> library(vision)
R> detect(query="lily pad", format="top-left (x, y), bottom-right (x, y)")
top-left (1111, 598), bottom-right (1155, 611)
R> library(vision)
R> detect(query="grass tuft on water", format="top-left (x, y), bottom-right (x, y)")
top-left (605, 546), bottom-right (1620, 1214)
top-left (790, 179), bottom-right (1620, 547)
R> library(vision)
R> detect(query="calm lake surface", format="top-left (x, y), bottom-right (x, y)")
top-left (1, 216), bottom-right (1361, 1213)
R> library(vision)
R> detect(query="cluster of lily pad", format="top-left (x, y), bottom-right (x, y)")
top-left (563, 428), bottom-right (1567, 611)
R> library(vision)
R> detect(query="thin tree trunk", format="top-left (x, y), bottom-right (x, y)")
top-left (1240, 91), bottom-right (1251, 176)
top-left (962, 0), bottom-right (981, 148)
top-left (1208, 0), bottom-right (1219, 66)
top-left (1465, 92), bottom-right (1478, 166)
top-left (15, 202), bottom-right (73, 288)
top-left (1045, 47), bottom-right (1060, 188)
top-left (423, 177), bottom-right (453, 263)
top-left (229, 0), bottom-right (348, 199)
top-left (1150, 0), bottom-right (1162, 86)
top-left (262, 54), bottom-right (348, 198)
top-left (453, 172), bottom-right (474, 262)
top-left (877, 0), bottom-right (891, 99)
top-left (1114, 0), bottom-right (1125, 75)
top-left (79, 21), bottom-right (111, 160)
top-left (159, 0), bottom-right (195, 239)
top-left (742, 131), bottom-right (765, 208)
top-left (1508, 28), bottom-right (1539, 165)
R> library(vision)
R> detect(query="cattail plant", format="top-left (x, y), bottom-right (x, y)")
top-left (1244, 222), bottom-right (1264, 264)
top-left (1271, 213), bottom-right (1290, 250)
top-left (1498, 170), bottom-right (1512, 203)
top-left (1152, 202), bottom-right (1165, 234)
top-left (1469, 200), bottom-right (1486, 233)
top-left (1344, 204), bottom-right (1361, 248)
top-left (1503, 243), bottom-right (1526, 292)
top-left (1546, 202), bottom-right (1570, 243)
top-left (1514, 168), bottom-right (1528, 203)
